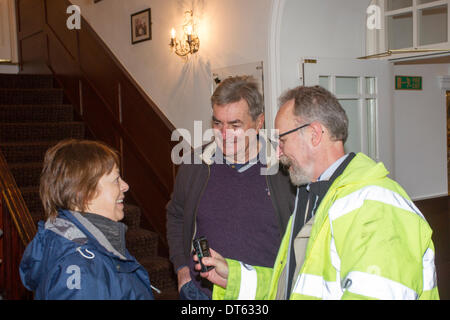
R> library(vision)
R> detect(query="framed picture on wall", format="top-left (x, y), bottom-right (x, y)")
top-left (131, 8), bottom-right (152, 45)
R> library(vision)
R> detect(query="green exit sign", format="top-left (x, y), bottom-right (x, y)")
top-left (395, 76), bottom-right (422, 90)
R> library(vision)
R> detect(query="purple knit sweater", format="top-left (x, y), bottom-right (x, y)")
top-left (189, 161), bottom-right (280, 297)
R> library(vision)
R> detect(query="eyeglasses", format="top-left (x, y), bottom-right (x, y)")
top-left (278, 123), bottom-right (310, 139)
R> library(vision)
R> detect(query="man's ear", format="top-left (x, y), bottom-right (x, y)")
top-left (309, 121), bottom-right (324, 147)
top-left (256, 113), bottom-right (265, 131)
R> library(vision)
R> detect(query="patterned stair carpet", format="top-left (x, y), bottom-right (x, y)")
top-left (0, 73), bottom-right (178, 300)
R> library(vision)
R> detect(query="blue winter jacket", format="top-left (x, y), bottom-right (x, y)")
top-left (20, 209), bottom-right (154, 300)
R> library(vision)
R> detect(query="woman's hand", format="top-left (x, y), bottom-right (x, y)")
top-left (194, 248), bottom-right (229, 289)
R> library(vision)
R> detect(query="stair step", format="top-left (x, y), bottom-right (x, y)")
top-left (138, 256), bottom-right (178, 295)
top-left (0, 122), bottom-right (85, 142)
top-left (0, 104), bottom-right (73, 123)
top-left (125, 228), bottom-right (159, 259)
top-left (20, 186), bottom-right (43, 216)
top-left (0, 141), bottom-right (57, 163)
top-left (122, 204), bottom-right (141, 229)
top-left (0, 74), bottom-right (53, 89)
top-left (9, 162), bottom-right (42, 188)
top-left (30, 210), bottom-right (45, 226)
top-left (0, 88), bottom-right (63, 105)
top-left (18, 186), bottom-right (44, 225)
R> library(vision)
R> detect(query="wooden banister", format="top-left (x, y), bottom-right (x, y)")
top-left (0, 149), bottom-right (35, 299)
top-left (0, 152), bottom-right (37, 246)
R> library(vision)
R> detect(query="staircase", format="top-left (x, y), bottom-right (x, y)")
top-left (0, 73), bottom-right (178, 299)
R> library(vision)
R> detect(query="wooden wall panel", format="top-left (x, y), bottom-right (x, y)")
top-left (122, 141), bottom-right (170, 239)
top-left (47, 29), bottom-right (81, 110)
top-left (19, 32), bottom-right (51, 74)
top-left (45, 0), bottom-right (78, 61)
top-left (81, 79), bottom-right (120, 152)
top-left (17, 0), bottom-right (45, 38)
top-left (121, 81), bottom-right (173, 193)
top-left (0, 197), bottom-right (4, 298)
top-left (78, 22), bottom-right (120, 120)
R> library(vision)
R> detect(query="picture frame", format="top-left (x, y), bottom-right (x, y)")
top-left (131, 8), bottom-right (152, 45)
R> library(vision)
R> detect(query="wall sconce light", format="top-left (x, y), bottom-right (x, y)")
top-left (170, 10), bottom-right (200, 58)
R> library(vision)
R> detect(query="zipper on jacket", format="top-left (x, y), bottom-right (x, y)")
top-left (190, 164), bottom-right (211, 253)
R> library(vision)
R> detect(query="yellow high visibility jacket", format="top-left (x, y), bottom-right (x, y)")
top-left (213, 153), bottom-right (439, 300)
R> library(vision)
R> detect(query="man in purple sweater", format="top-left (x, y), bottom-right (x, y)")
top-left (166, 76), bottom-right (296, 299)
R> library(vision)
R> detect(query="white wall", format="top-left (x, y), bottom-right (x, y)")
top-left (277, 0), bottom-right (447, 200)
top-left (70, 0), bottom-right (272, 143)
top-left (0, 0), bottom-right (12, 61)
top-left (393, 63), bottom-right (448, 200)
top-left (0, 0), bottom-right (19, 73)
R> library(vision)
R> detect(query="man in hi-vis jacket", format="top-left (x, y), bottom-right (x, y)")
top-left (196, 85), bottom-right (439, 300)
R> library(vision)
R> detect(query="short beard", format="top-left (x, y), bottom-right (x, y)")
top-left (279, 155), bottom-right (312, 186)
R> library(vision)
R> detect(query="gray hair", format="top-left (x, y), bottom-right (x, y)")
top-left (278, 86), bottom-right (348, 143)
top-left (211, 75), bottom-right (264, 120)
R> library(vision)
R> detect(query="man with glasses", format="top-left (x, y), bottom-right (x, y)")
top-left (195, 85), bottom-right (439, 300)
top-left (166, 76), bottom-right (296, 300)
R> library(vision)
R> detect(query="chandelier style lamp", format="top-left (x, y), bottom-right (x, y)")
top-left (170, 10), bottom-right (200, 58)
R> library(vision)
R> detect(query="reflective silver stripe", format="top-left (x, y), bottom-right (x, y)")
top-left (422, 248), bottom-right (437, 291)
top-left (343, 271), bottom-right (418, 300)
top-left (237, 262), bottom-right (258, 300)
top-left (291, 201), bottom-right (345, 300)
top-left (291, 233), bottom-right (344, 300)
top-left (292, 273), bottom-right (323, 298)
top-left (329, 236), bottom-right (343, 298)
top-left (329, 227), bottom-right (341, 271)
top-left (328, 200), bottom-right (344, 298)
top-left (292, 273), bottom-right (343, 299)
top-left (329, 185), bottom-right (425, 222)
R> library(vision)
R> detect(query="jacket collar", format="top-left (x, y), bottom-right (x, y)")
top-left (332, 152), bottom-right (389, 188)
top-left (47, 209), bottom-right (127, 260)
top-left (305, 152), bottom-right (389, 253)
top-left (44, 215), bottom-right (88, 245)
top-left (199, 130), bottom-right (279, 169)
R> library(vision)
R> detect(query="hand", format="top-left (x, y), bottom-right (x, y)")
top-left (177, 266), bottom-right (191, 292)
top-left (193, 248), bottom-right (228, 289)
